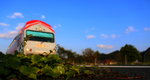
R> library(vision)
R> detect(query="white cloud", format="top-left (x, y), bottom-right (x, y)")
top-left (16, 23), bottom-right (24, 30)
top-left (0, 31), bottom-right (18, 38)
top-left (86, 35), bottom-right (96, 39)
top-left (125, 26), bottom-right (136, 34)
top-left (41, 15), bottom-right (46, 19)
top-left (0, 23), bottom-right (24, 39)
top-left (101, 34), bottom-right (118, 38)
top-left (9, 12), bottom-right (24, 18)
top-left (110, 34), bottom-right (118, 38)
top-left (144, 27), bottom-right (150, 31)
top-left (97, 44), bottom-right (113, 49)
top-left (53, 24), bottom-right (62, 28)
top-left (0, 22), bottom-right (9, 27)
top-left (101, 34), bottom-right (109, 38)
top-left (85, 27), bottom-right (95, 33)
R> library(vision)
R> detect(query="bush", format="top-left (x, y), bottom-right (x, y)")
top-left (0, 53), bottom-right (87, 80)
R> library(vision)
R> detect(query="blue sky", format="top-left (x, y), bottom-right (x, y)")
top-left (0, 0), bottom-right (150, 54)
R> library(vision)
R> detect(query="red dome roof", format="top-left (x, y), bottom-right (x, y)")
top-left (23, 20), bottom-right (54, 32)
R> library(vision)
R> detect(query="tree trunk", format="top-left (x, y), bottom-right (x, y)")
top-left (94, 58), bottom-right (97, 65)
top-left (125, 55), bottom-right (127, 64)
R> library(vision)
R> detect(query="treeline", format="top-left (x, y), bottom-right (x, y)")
top-left (57, 44), bottom-right (150, 65)
top-left (0, 44), bottom-right (150, 65)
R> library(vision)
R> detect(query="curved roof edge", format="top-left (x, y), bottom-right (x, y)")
top-left (23, 20), bottom-right (55, 32)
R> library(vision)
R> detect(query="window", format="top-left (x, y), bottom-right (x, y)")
top-left (26, 30), bottom-right (54, 42)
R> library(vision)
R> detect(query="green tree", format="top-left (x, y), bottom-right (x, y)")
top-left (57, 45), bottom-right (77, 64)
top-left (141, 47), bottom-right (150, 63)
top-left (120, 44), bottom-right (141, 64)
top-left (82, 48), bottom-right (95, 64)
top-left (93, 51), bottom-right (100, 65)
top-left (57, 45), bottom-right (67, 59)
top-left (82, 48), bottom-right (101, 65)
top-left (66, 50), bottom-right (76, 64)
top-left (109, 50), bottom-right (121, 63)
top-left (74, 54), bottom-right (84, 64)
top-left (0, 51), bottom-right (3, 54)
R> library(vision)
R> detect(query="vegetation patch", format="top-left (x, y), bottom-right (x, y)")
top-left (0, 52), bottom-right (145, 80)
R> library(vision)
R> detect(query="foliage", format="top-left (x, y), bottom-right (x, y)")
top-left (82, 48), bottom-right (95, 63)
top-left (141, 47), bottom-right (150, 62)
top-left (57, 45), bottom-right (145, 65)
top-left (108, 50), bottom-right (121, 63)
top-left (57, 45), bottom-right (77, 64)
top-left (57, 45), bottom-right (101, 65)
top-left (0, 45), bottom-right (146, 80)
top-left (0, 53), bottom-right (95, 80)
top-left (120, 44), bottom-right (141, 64)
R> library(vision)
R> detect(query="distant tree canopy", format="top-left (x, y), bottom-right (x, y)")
top-left (120, 44), bottom-right (141, 64)
top-left (1, 44), bottom-right (148, 65)
top-left (57, 45), bottom-right (101, 65)
top-left (108, 50), bottom-right (121, 62)
top-left (82, 48), bottom-right (95, 63)
top-left (56, 44), bottom-right (148, 65)
top-left (141, 47), bottom-right (150, 62)
top-left (82, 48), bottom-right (100, 65)
top-left (0, 51), bottom-right (3, 55)
top-left (57, 45), bottom-right (78, 64)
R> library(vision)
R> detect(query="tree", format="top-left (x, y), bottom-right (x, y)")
top-left (100, 53), bottom-right (107, 61)
top-left (57, 45), bottom-right (66, 58)
top-left (0, 51), bottom-right (3, 54)
top-left (82, 48), bottom-right (95, 64)
top-left (57, 45), bottom-right (77, 64)
top-left (93, 51), bottom-right (100, 65)
top-left (141, 47), bottom-right (150, 62)
top-left (120, 44), bottom-right (141, 64)
top-left (109, 50), bottom-right (121, 63)
top-left (82, 48), bottom-right (100, 65)
top-left (74, 54), bottom-right (84, 64)
top-left (66, 50), bottom-right (76, 64)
